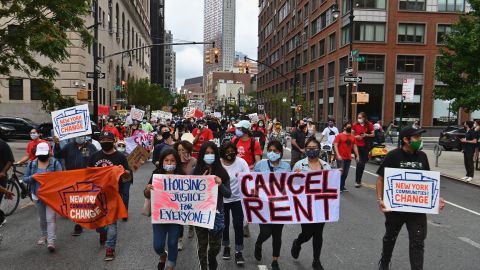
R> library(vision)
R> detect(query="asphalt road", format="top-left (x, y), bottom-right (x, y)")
top-left (0, 140), bottom-right (479, 270)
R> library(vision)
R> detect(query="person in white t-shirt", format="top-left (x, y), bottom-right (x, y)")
top-left (320, 119), bottom-right (339, 145)
top-left (219, 142), bottom-right (250, 265)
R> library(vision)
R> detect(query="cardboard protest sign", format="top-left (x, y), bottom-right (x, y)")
top-left (151, 174), bottom-right (218, 229)
top-left (52, 104), bottom-right (92, 141)
top-left (127, 145), bottom-right (150, 172)
top-left (384, 168), bottom-right (440, 214)
top-left (125, 131), bottom-right (155, 153)
top-left (248, 113), bottom-right (259, 123)
top-left (130, 108), bottom-right (145, 121)
top-left (35, 166), bottom-right (128, 229)
top-left (239, 170), bottom-right (341, 224)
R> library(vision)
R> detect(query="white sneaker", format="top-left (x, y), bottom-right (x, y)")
top-left (178, 239), bottom-right (184, 251)
top-left (461, 176), bottom-right (469, 180)
top-left (37, 236), bottom-right (46, 245)
top-left (465, 177), bottom-right (473, 182)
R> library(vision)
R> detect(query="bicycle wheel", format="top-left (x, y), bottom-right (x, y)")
top-left (0, 179), bottom-right (20, 216)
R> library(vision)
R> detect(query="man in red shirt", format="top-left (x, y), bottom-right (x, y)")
top-left (334, 122), bottom-right (360, 192)
top-left (102, 118), bottom-right (120, 140)
top-left (351, 112), bottom-right (374, 188)
top-left (17, 128), bottom-right (50, 164)
top-left (231, 120), bottom-right (262, 169)
top-left (192, 119), bottom-right (213, 159)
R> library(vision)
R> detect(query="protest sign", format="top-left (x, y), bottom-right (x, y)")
top-left (248, 113), bottom-right (259, 123)
top-left (130, 108), bottom-right (145, 121)
top-left (384, 168), bottom-right (440, 214)
top-left (35, 166), bottom-right (128, 229)
top-left (151, 174), bottom-right (218, 229)
top-left (213, 112), bottom-right (222, 119)
top-left (239, 170), bottom-right (341, 224)
top-left (127, 145), bottom-right (150, 172)
top-left (125, 131), bottom-right (155, 153)
top-left (52, 104), bottom-right (92, 141)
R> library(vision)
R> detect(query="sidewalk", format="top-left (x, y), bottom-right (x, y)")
top-left (423, 149), bottom-right (480, 186)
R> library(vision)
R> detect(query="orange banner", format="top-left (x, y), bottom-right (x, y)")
top-left (34, 166), bottom-right (128, 229)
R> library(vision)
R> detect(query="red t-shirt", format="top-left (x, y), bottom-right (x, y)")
top-left (26, 139), bottom-right (49, 160)
top-left (334, 133), bottom-right (356, 160)
top-left (192, 128), bottom-right (214, 153)
top-left (102, 126), bottom-right (120, 139)
top-left (352, 122), bottom-right (374, 147)
top-left (231, 137), bottom-right (262, 166)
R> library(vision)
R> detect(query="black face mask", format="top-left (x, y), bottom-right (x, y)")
top-left (37, 155), bottom-right (49, 162)
top-left (100, 142), bottom-right (114, 151)
top-left (226, 153), bottom-right (236, 161)
top-left (345, 127), bottom-right (352, 133)
top-left (162, 131), bottom-right (171, 139)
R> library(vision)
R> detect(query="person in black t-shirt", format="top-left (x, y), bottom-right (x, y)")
top-left (376, 127), bottom-right (445, 270)
top-left (290, 121), bottom-right (307, 168)
top-left (460, 121), bottom-right (477, 182)
top-left (88, 131), bottom-right (131, 262)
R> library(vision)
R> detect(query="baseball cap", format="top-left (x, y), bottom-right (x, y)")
top-left (100, 131), bottom-right (115, 140)
top-left (235, 120), bottom-right (251, 130)
top-left (35, 142), bottom-right (50, 156)
top-left (399, 127), bottom-right (426, 142)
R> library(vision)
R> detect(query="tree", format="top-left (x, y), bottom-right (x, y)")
top-left (38, 80), bottom-right (76, 113)
top-left (434, 1), bottom-right (480, 113)
top-left (125, 78), bottom-right (172, 111)
top-left (0, 0), bottom-right (92, 79)
top-left (171, 94), bottom-right (188, 116)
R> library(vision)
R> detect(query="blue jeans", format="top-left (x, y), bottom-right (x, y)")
top-left (96, 222), bottom-right (117, 249)
top-left (153, 223), bottom-right (181, 267)
top-left (336, 159), bottom-right (352, 190)
top-left (222, 201), bottom-right (244, 252)
top-left (119, 181), bottom-right (132, 209)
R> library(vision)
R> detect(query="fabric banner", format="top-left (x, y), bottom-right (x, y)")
top-left (51, 104), bottom-right (92, 141)
top-left (34, 166), bottom-right (128, 229)
top-left (384, 168), bottom-right (440, 214)
top-left (125, 131), bottom-right (154, 153)
top-left (239, 170), bottom-right (341, 224)
top-left (151, 174), bottom-right (218, 229)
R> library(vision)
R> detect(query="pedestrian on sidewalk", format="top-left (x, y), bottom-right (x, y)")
top-left (352, 112), bottom-right (374, 188)
top-left (291, 137), bottom-right (331, 270)
top-left (23, 142), bottom-right (63, 252)
top-left (474, 120), bottom-right (480, 170)
top-left (144, 148), bottom-right (184, 270)
top-left (376, 127), bottom-right (446, 270)
top-left (334, 122), bottom-right (360, 192)
top-left (253, 140), bottom-right (291, 270)
top-left (193, 142), bottom-right (231, 270)
top-left (460, 121), bottom-right (477, 182)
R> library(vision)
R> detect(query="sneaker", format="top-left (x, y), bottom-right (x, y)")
top-left (271, 260), bottom-right (280, 270)
top-left (222, 246), bottom-right (231, 260)
top-left (72, 224), bottom-right (83, 236)
top-left (188, 226), bottom-right (194, 238)
top-left (235, 252), bottom-right (245, 265)
top-left (465, 177), bottom-right (473, 182)
top-left (291, 239), bottom-right (301, 259)
top-left (312, 260), bottom-right (324, 270)
top-left (461, 176), bottom-right (469, 180)
top-left (104, 247), bottom-right (115, 261)
top-left (37, 236), bottom-right (46, 245)
top-left (47, 243), bottom-right (55, 253)
top-left (243, 225), bottom-right (250, 238)
top-left (378, 259), bottom-right (390, 270)
top-left (122, 218), bottom-right (128, 222)
top-left (355, 182), bottom-right (362, 188)
top-left (178, 238), bottom-right (184, 251)
top-left (157, 260), bottom-right (166, 270)
top-left (340, 188), bottom-right (349, 193)
top-left (254, 243), bottom-right (262, 261)
top-left (99, 231), bottom-right (107, 246)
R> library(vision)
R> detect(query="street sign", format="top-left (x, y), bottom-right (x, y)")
top-left (87, 72), bottom-right (105, 79)
top-left (353, 56), bottom-right (366, 62)
top-left (402, 78), bottom-right (415, 102)
top-left (344, 76), bottom-right (363, 83)
top-left (351, 49), bottom-right (359, 56)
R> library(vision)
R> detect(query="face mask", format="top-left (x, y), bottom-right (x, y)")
top-left (259, 123), bottom-right (264, 127)
top-left (37, 155), bottom-right (49, 162)
top-left (409, 139), bottom-right (423, 151)
top-left (75, 137), bottom-right (86, 145)
top-left (328, 123), bottom-right (334, 127)
top-left (267, 151), bottom-right (281, 162)
top-left (162, 131), bottom-right (171, 139)
top-left (117, 146), bottom-right (126, 153)
top-left (345, 127), bottom-right (352, 133)
top-left (203, 154), bottom-right (215, 165)
top-left (358, 118), bottom-right (364, 124)
top-left (235, 129), bottom-right (244, 137)
top-left (85, 136), bottom-right (92, 141)
top-left (198, 124), bottom-right (204, 129)
top-left (30, 133), bottom-right (39, 140)
top-left (226, 153), bottom-right (236, 161)
top-left (143, 120), bottom-right (147, 124)
top-left (163, 164), bottom-right (176, 172)
top-left (306, 149), bottom-right (320, 158)
top-left (100, 142), bottom-right (114, 151)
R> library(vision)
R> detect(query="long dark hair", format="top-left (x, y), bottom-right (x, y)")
top-left (152, 148), bottom-right (185, 175)
top-left (193, 141), bottom-right (228, 180)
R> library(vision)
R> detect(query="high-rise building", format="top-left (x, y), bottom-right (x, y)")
top-left (164, 30), bottom-right (176, 94)
top-left (150, 0), bottom-right (165, 85)
top-left (203, 0), bottom-right (236, 89)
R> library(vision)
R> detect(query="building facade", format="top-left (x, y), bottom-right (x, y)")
top-left (150, 0), bottom-right (165, 85)
top-left (257, 0), bottom-right (474, 127)
top-left (206, 71), bottom-right (254, 107)
top-left (0, 0), bottom-right (152, 122)
top-left (164, 30), bottom-right (176, 94)
top-left (181, 76), bottom-right (205, 100)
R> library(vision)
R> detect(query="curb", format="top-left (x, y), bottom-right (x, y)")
top-left (440, 173), bottom-right (480, 187)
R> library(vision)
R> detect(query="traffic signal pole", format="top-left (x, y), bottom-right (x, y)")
top-left (92, 0), bottom-right (99, 123)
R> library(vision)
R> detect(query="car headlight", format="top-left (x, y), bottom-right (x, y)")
top-left (0, 126), bottom-right (9, 131)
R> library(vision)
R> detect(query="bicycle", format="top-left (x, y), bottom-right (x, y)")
top-left (0, 164), bottom-right (31, 216)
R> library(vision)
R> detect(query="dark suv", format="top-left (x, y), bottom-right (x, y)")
top-left (438, 125), bottom-right (465, 151)
top-left (0, 117), bottom-right (39, 139)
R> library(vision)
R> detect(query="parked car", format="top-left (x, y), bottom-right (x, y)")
top-left (0, 117), bottom-right (39, 139)
top-left (438, 125), bottom-right (465, 151)
top-left (0, 123), bottom-right (15, 140)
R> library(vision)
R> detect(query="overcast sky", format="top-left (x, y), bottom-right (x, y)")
top-left (165, 0), bottom-right (258, 88)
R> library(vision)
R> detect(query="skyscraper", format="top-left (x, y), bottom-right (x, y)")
top-left (164, 30), bottom-right (176, 94)
top-left (150, 0), bottom-right (165, 85)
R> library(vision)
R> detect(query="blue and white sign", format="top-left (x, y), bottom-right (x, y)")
top-left (51, 104), bottom-right (92, 141)
top-left (384, 168), bottom-right (440, 214)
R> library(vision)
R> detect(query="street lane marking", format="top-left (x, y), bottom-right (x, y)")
top-left (458, 237), bottom-right (480, 249)
top-left (258, 265), bottom-right (268, 270)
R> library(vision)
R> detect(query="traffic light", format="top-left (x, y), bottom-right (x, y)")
top-left (239, 66), bottom-right (244, 73)
top-left (205, 50), bottom-right (211, 64)
top-left (213, 48), bottom-right (220, 63)
top-left (245, 65), bottom-right (250, 74)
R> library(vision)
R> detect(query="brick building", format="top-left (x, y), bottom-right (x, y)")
top-left (257, 0), bottom-right (474, 127)
top-left (206, 71), bottom-right (254, 107)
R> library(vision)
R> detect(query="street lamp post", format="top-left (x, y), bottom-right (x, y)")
top-left (92, 0), bottom-right (99, 123)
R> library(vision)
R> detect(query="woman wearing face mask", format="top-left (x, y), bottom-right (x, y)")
top-left (128, 121), bottom-right (141, 137)
top-left (219, 142), bottom-right (249, 265)
top-left (351, 112), bottom-right (374, 188)
top-left (252, 120), bottom-right (268, 150)
top-left (115, 140), bottom-right (133, 216)
top-left (253, 140), bottom-right (291, 270)
top-left (144, 148), bottom-right (184, 270)
top-left (23, 142), bottom-right (63, 252)
top-left (152, 127), bottom-right (175, 167)
top-left (193, 142), bottom-right (231, 270)
top-left (16, 128), bottom-right (49, 165)
top-left (291, 137), bottom-right (330, 270)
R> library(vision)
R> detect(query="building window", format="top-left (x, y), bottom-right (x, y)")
top-left (339, 56), bottom-right (348, 75)
top-left (9, 78), bottom-right (23, 100)
top-left (318, 66), bottom-right (325, 83)
top-left (359, 55), bottom-right (385, 72)
top-left (311, 44), bottom-right (317, 60)
top-left (399, 0), bottom-right (426, 11)
top-left (303, 49), bottom-right (308, 65)
top-left (438, 0), bottom-right (465, 12)
top-left (397, 55), bottom-right (424, 73)
top-left (318, 90), bottom-right (324, 121)
top-left (328, 32), bottom-right (336, 52)
top-left (30, 79), bottom-right (45, 100)
top-left (355, 0), bottom-right (386, 9)
top-left (328, 61), bottom-right (335, 78)
top-left (355, 22), bottom-right (385, 42)
top-left (108, 0), bottom-right (113, 34)
top-left (121, 12), bottom-right (125, 48)
top-left (115, 3), bottom-right (119, 39)
top-left (309, 69), bottom-right (316, 92)
top-left (327, 88), bottom-right (334, 116)
top-left (398, 23), bottom-right (425, 43)
top-left (319, 39), bottom-right (326, 57)
top-left (437, 24), bottom-right (452, 44)
top-left (341, 26), bottom-right (350, 46)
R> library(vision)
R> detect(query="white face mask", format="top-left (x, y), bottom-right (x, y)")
top-left (358, 118), bottom-right (364, 124)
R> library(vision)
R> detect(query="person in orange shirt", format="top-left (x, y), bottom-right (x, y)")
top-left (102, 118), bottom-right (120, 141)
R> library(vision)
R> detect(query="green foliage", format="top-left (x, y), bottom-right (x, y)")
top-left (0, 0), bottom-right (92, 79)
top-left (434, 0), bottom-right (480, 113)
top-left (39, 81), bottom-right (76, 113)
top-left (126, 78), bottom-right (172, 111)
top-left (172, 94), bottom-right (188, 116)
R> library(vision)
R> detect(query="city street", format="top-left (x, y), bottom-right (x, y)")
top-left (0, 141), bottom-right (479, 270)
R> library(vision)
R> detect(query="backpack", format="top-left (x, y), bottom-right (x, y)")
top-left (29, 158), bottom-right (59, 175)
top-left (233, 137), bottom-right (256, 163)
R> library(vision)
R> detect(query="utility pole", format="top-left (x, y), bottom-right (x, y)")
top-left (292, 48), bottom-right (298, 128)
top-left (92, 0), bottom-right (99, 123)
top-left (347, 0), bottom-right (355, 122)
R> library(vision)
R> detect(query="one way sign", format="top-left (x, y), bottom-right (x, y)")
top-left (86, 72), bottom-right (106, 79)
top-left (344, 76), bottom-right (362, 83)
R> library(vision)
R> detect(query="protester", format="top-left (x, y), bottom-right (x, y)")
top-left (23, 142), bottom-right (63, 252)
top-left (252, 120), bottom-right (267, 150)
top-left (102, 118), bottom-right (120, 140)
top-left (128, 120), bottom-right (141, 137)
top-left (352, 112), bottom-right (374, 188)
top-left (376, 127), bottom-right (445, 270)
top-left (144, 148), bottom-right (184, 270)
top-left (53, 135), bottom-right (98, 235)
top-left (306, 118), bottom-right (316, 139)
top-left (193, 142), bottom-right (231, 270)
top-left (0, 138), bottom-right (14, 228)
top-left (115, 140), bottom-right (133, 218)
top-left (16, 128), bottom-right (49, 165)
top-left (152, 126), bottom-right (175, 167)
top-left (192, 119), bottom-right (214, 159)
top-left (269, 122), bottom-right (287, 147)
top-left (141, 117), bottom-right (154, 133)
top-left (88, 131), bottom-right (131, 261)
top-left (412, 120), bottom-right (420, 130)
top-left (460, 121), bottom-right (477, 182)
top-left (290, 120), bottom-right (307, 168)
top-left (219, 142), bottom-right (249, 265)
top-left (231, 120), bottom-right (262, 170)
top-left (253, 140), bottom-right (291, 270)
top-left (334, 122), bottom-right (360, 192)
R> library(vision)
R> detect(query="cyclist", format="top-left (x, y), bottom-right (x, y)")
top-left (319, 119), bottom-right (339, 164)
